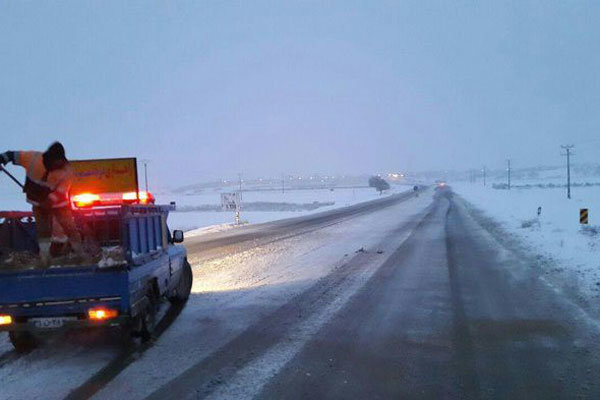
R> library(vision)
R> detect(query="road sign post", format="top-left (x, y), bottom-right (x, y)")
top-left (221, 192), bottom-right (242, 224)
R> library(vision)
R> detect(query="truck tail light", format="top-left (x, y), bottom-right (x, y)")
top-left (122, 191), bottom-right (154, 204)
top-left (88, 308), bottom-right (118, 321)
top-left (71, 191), bottom-right (155, 209)
top-left (72, 193), bottom-right (101, 208)
top-left (0, 315), bottom-right (13, 325)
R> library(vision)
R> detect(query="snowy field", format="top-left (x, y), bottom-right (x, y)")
top-left (157, 186), bottom-right (408, 232)
top-left (454, 182), bottom-right (600, 305)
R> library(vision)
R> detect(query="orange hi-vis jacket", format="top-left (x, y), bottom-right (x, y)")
top-left (14, 151), bottom-right (72, 208)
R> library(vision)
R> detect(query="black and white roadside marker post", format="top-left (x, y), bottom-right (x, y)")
top-left (580, 209), bottom-right (589, 225)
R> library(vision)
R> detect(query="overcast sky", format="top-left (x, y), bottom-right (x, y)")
top-left (1, 1), bottom-right (600, 187)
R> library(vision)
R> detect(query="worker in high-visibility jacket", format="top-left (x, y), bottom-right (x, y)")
top-left (0, 142), bottom-right (86, 266)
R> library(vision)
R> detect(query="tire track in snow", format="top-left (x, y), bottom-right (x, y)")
top-left (64, 302), bottom-right (186, 400)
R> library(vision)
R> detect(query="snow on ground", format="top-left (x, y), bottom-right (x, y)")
top-left (184, 223), bottom-right (240, 237)
top-left (91, 190), bottom-right (432, 400)
top-left (0, 330), bottom-right (120, 400)
top-left (159, 186), bottom-right (407, 232)
top-left (454, 182), bottom-right (600, 305)
top-left (0, 189), bottom-right (430, 400)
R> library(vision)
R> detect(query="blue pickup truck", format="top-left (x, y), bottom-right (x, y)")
top-left (0, 202), bottom-right (193, 352)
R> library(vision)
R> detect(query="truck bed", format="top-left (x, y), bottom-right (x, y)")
top-left (0, 204), bottom-right (187, 342)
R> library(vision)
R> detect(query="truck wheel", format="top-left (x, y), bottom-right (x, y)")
top-left (168, 260), bottom-right (193, 304)
top-left (9, 331), bottom-right (37, 353)
top-left (139, 291), bottom-right (158, 343)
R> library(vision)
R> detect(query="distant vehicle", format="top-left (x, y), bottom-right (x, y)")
top-left (0, 161), bottom-right (192, 352)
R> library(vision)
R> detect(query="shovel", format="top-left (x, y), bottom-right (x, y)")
top-left (0, 165), bottom-right (24, 189)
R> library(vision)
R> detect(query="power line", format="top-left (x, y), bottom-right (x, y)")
top-left (507, 159), bottom-right (511, 190)
top-left (561, 145), bottom-right (575, 199)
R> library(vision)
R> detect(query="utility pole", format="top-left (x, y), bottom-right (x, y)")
top-left (138, 159), bottom-right (150, 192)
top-left (236, 173), bottom-right (243, 225)
top-left (507, 159), bottom-right (511, 190)
top-left (144, 163), bottom-right (148, 192)
top-left (561, 145), bottom-right (575, 199)
top-left (281, 174), bottom-right (285, 194)
top-left (483, 166), bottom-right (486, 186)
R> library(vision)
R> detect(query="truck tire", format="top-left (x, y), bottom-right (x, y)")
top-left (9, 331), bottom-right (37, 353)
top-left (168, 259), bottom-right (193, 304)
top-left (139, 287), bottom-right (159, 343)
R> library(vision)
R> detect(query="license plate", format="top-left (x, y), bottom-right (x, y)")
top-left (31, 317), bottom-right (75, 329)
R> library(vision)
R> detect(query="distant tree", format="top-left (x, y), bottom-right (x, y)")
top-left (369, 176), bottom-right (390, 194)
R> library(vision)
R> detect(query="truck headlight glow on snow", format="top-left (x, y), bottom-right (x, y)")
top-left (88, 308), bottom-right (118, 321)
top-left (0, 315), bottom-right (13, 325)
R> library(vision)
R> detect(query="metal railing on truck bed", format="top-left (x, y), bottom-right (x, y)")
top-left (0, 204), bottom-right (174, 268)
top-left (0, 212), bottom-right (38, 261)
top-left (77, 204), bottom-right (171, 264)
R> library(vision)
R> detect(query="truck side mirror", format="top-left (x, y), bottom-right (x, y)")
top-left (172, 230), bottom-right (184, 243)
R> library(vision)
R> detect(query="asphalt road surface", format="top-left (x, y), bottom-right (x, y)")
top-left (182, 189), bottom-right (417, 263)
top-left (64, 189), bottom-right (422, 400)
top-left (142, 186), bottom-right (600, 400)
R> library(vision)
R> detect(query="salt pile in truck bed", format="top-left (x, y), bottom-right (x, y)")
top-left (0, 211), bottom-right (125, 269)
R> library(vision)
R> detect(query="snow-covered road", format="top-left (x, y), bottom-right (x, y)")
top-left (4, 185), bottom-right (600, 399)
top-left (0, 189), bottom-right (430, 400)
top-left (455, 182), bottom-right (600, 314)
